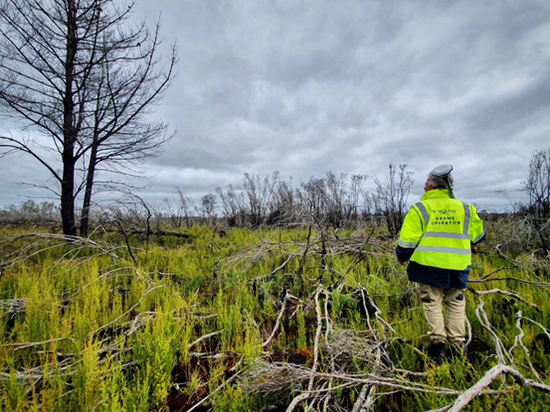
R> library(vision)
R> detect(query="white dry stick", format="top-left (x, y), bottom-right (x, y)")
top-left (354, 289), bottom-right (383, 412)
top-left (360, 286), bottom-right (396, 334)
top-left (322, 390), bottom-right (331, 412)
top-left (445, 364), bottom-right (550, 412)
top-left (495, 244), bottom-right (523, 267)
top-left (286, 287), bottom-right (325, 412)
top-left (509, 311), bottom-right (542, 382)
top-left (475, 297), bottom-right (511, 365)
top-left (360, 287), bottom-right (374, 332)
top-left (263, 293), bottom-right (290, 348)
top-left (93, 284), bottom-right (167, 336)
top-left (186, 370), bottom-right (242, 412)
top-left (352, 384), bottom-right (377, 412)
top-left (0, 371), bottom-right (42, 381)
top-left (469, 277), bottom-right (550, 289)
top-left (286, 392), bottom-right (315, 412)
top-left (67, 266), bottom-right (137, 298)
top-left (362, 340), bottom-right (382, 411)
top-left (303, 371), bottom-right (461, 395)
top-left (10, 233), bottom-right (123, 263)
top-left (3, 337), bottom-right (74, 351)
top-left (359, 288), bottom-right (388, 397)
top-left (256, 255), bottom-right (293, 281)
top-left (188, 330), bottom-right (222, 350)
top-left (366, 351), bottom-right (382, 408)
top-left (522, 316), bottom-right (550, 340)
top-left (323, 289), bottom-right (333, 342)
top-left (471, 288), bottom-right (538, 310)
top-left (308, 287), bottom-right (324, 392)
top-left (304, 382), bottom-right (326, 412)
top-left (6, 298), bottom-right (25, 314)
top-left (322, 289), bottom-right (334, 410)
top-left (465, 317), bottom-right (473, 347)
top-left (509, 311), bottom-right (523, 356)
top-left (125, 311), bottom-right (156, 336)
top-left (352, 384), bottom-right (372, 412)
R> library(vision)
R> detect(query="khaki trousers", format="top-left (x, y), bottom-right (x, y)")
top-left (419, 284), bottom-right (466, 344)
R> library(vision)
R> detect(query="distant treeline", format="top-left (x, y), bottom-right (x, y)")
top-left (2, 150), bottom-right (550, 256)
top-left (1, 165), bottom-right (414, 236)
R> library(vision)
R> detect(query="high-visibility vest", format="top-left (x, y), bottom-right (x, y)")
top-left (398, 189), bottom-right (485, 270)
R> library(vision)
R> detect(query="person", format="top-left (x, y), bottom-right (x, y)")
top-left (395, 164), bottom-right (485, 359)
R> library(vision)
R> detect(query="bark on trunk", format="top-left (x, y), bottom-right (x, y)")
top-left (61, 0), bottom-right (77, 237)
top-left (80, 144), bottom-right (98, 237)
top-left (61, 150), bottom-right (77, 236)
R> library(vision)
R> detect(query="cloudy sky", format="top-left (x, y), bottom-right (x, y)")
top-left (2, 0), bottom-right (550, 211)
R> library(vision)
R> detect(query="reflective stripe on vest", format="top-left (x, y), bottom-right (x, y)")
top-left (415, 246), bottom-right (471, 255)
top-left (462, 202), bottom-right (471, 235)
top-left (415, 202), bottom-right (430, 229)
top-left (473, 231), bottom-right (486, 243)
top-left (398, 239), bottom-right (419, 248)
top-left (423, 231), bottom-right (470, 240)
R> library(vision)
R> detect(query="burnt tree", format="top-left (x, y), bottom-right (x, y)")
top-left (0, 0), bottom-right (176, 236)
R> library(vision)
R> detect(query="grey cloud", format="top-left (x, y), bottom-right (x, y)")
top-left (3, 0), bottom-right (550, 211)
top-left (0, 153), bottom-right (59, 205)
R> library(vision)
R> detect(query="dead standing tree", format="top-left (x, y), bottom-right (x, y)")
top-left (0, 0), bottom-right (176, 237)
top-left (372, 163), bottom-right (414, 237)
top-left (521, 149), bottom-right (550, 256)
top-left (243, 172), bottom-right (279, 228)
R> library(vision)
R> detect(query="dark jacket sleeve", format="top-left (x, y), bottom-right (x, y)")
top-left (396, 245), bottom-right (415, 263)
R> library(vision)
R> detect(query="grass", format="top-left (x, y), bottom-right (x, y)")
top-left (0, 224), bottom-right (549, 410)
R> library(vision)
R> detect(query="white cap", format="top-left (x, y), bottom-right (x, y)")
top-left (429, 164), bottom-right (453, 178)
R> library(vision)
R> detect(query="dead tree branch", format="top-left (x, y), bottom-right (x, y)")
top-left (469, 287), bottom-right (539, 311)
top-left (431, 364), bottom-right (550, 412)
top-left (91, 284), bottom-right (167, 337)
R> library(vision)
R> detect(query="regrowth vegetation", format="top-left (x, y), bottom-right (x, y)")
top-left (0, 218), bottom-right (549, 411)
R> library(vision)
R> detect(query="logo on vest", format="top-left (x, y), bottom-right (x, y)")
top-left (432, 209), bottom-right (461, 226)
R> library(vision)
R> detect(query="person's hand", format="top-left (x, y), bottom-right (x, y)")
top-left (398, 260), bottom-right (407, 266)
top-left (471, 245), bottom-right (478, 254)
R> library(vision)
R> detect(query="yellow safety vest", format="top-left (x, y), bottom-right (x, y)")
top-left (398, 189), bottom-right (485, 270)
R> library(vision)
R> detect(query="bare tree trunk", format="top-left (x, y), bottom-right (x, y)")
top-left (61, 150), bottom-right (77, 236)
top-left (0, 0), bottom-right (176, 237)
top-left (61, 0), bottom-right (77, 236)
top-left (80, 143), bottom-right (98, 237)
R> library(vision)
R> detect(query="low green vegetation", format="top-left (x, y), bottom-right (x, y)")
top-left (0, 223), bottom-right (549, 411)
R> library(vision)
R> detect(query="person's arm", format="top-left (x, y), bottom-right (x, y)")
top-left (469, 205), bottom-right (485, 254)
top-left (396, 244), bottom-right (415, 264)
top-left (396, 205), bottom-right (424, 264)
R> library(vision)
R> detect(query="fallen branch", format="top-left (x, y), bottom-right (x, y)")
top-left (2, 337), bottom-right (74, 351)
top-left (521, 316), bottom-right (550, 340)
top-left (432, 364), bottom-right (550, 412)
top-left (359, 286), bottom-right (396, 335)
top-left (188, 331), bottom-right (222, 350)
top-left (185, 368), bottom-right (242, 412)
top-left (262, 292), bottom-right (303, 348)
top-left (352, 384), bottom-right (375, 412)
top-left (468, 288), bottom-right (539, 311)
top-left (477, 266), bottom-right (515, 280)
top-left (91, 284), bottom-right (167, 336)
top-left (125, 311), bottom-right (157, 336)
top-left (469, 277), bottom-right (550, 289)
top-left (509, 311), bottom-right (541, 382)
top-left (3, 233), bottom-right (123, 265)
top-left (474, 296), bottom-right (511, 365)
top-left (309, 288), bottom-right (324, 391)
top-left (256, 255), bottom-right (293, 281)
